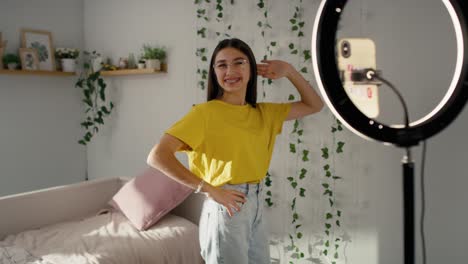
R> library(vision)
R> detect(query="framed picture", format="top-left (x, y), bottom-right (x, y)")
top-left (0, 32), bottom-right (7, 50)
top-left (21, 29), bottom-right (55, 71)
top-left (19, 48), bottom-right (39, 70)
top-left (0, 47), bottom-right (3, 69)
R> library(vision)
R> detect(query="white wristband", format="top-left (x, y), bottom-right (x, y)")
top-left (194, 180), bottom-right (205, 193)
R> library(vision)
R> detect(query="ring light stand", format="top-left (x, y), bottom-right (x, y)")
top-left (311, 0), bottom-right (468, 263)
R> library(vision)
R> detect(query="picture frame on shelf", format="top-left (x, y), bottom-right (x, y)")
top-left (0, 32), bottom-right (5, 69)
top-left (0, 47), bottom-right (4, 69)
top-left (19, 48), bottom-right (39, 70)
top-left (21, 29), bottom-right (55, 71)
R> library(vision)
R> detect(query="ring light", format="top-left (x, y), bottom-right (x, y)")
top-left (311, 1), bottom-right (468, 263)
top-left (312, 0), bottom-right (468, 147)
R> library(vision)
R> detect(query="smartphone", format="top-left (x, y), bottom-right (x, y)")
top-left (336, 38), bottom-right (380, 118)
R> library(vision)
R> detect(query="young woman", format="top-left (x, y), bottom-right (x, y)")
top-left (147, 38), bottom-right (324, 264)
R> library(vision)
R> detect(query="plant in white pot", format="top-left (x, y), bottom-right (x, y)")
top-left (142, 45), bottom-right (166, 70)
top-left (55, 48), bottom-right (79, 72)
top-left (2, 53), bottom-right (20, 70)
top-left (137, 55), bottom-right (146, 69)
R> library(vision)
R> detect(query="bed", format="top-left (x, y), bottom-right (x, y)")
top-left (0, 177), bottom-right (204, 264)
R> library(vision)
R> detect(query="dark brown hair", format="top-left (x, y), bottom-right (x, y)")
top-left (207, 38), bottom-right (257, 107)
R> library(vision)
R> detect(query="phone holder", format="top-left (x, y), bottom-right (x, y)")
top-left (349, 68), bottom-right (383, 85)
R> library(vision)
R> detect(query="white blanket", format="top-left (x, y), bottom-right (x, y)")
top-left (1, 211), bottom-right (203, 264)
top-left (0, 245), bottom-right (50, 264)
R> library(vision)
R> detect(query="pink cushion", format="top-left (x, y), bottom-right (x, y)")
top-left (109, 167), bottom-right (193, 230)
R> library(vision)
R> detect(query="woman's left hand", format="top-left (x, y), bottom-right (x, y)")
top-left (257, 60), bottom-right (293, 80)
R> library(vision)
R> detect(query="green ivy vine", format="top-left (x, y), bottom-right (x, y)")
top-left (285, 1), bottom-right (312, 262)
top-left (75, 51), bottom-right (114, 145)
top-left (264, 171), bottom-right (274, 207)
top-left (214, 0), bottom-right (233, 39)
top-left (196, 48), bottom-right (208, 90)
top-left (287, 118), bottom-right (308, 262)
top-left (321, 117), bottom-right (345, 263)
top-left (288, 0), bottom-right (310, 75)
top-left (195, 0), bottom-right (211, 91)
top-left (256, 0), bottom-right (275, 99)
top-left (256, 0), bottom-right (277, 209)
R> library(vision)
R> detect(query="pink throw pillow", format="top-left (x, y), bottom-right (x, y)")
top-left (109, 167), bottom-right (193, 230)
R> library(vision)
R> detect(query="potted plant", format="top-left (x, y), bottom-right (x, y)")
top-left (55, 48), bottom-right (79, 72)
top-left (74, 50), bottom-right (114, 146)
top-left (137, 57), bottom-right (145, 69)
top-left (2, 53), bottom-right (20, 70)
top-left (142, 45), bottom-right (166, 70)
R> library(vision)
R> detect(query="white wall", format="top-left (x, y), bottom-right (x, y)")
top-left (83, 0), bottom-right (198, 180)
top-left (0, 0), bottom-right (86, 196)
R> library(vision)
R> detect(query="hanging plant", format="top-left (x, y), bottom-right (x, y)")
top-left (289, 5), bottom-right (305, 38)
top-left (215, 0), bottom-right (224, 21)
top-left (196, 0), bottom-right (210, 21)
top-left (321, 117), bottom-right (346, 263)
top-left (264, 171), bottom-right (274, 207)
top-left (257, 0), bottom-right (275, 206)
top-left (285, 1), bottom-right (338, 262)
top-left (285, 1), bottom-right (311, 261)
top-left (74, 51), bottom-right (114, 145)
top-left (196, 48), bottom-right (209, 90)
top-left (214, 0), bottom-right (233, 39)
top-left (287, 118), bottom-right (308, 262)
top-left (195, 0), bottom-right (211, 91)
top-left (257, 0), bottom-right (276, 98)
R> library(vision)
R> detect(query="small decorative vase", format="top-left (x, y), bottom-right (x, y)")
top-left (118, 57), bottom-right (128, 69)
top-left (61, 58), bottom-right (76, 72)
top-left (127, 53), bottom-right (136, 69)
top-left (145, 59), bottom-right (160, 70)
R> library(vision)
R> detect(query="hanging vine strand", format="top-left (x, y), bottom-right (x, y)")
top-left (321, 116), bottom-right (346, 263)
top-left (286, 0), bottom-right (310, 261)
top-left (195, 0), bottom-right (211, 91)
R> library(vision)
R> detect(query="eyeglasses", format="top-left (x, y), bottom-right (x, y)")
top-left (213, 59), bottom-right (249, 71)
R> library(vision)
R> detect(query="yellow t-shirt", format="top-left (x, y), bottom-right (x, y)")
top-left (166, 99), bottom-right (291, 186)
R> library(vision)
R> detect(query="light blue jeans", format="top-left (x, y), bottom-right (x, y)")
top-left (199, 181), bottom-right (270, 264)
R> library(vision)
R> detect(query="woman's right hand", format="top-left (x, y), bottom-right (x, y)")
top-left (204, 185), bottom-right (247, 217)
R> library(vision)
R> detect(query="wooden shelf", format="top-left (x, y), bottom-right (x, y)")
top-left (100, 68), bottom-right (166, 76)
top-left (0, 69), bottom-right (75, 76)
top-left (0, 64), bottom-right (167, 77)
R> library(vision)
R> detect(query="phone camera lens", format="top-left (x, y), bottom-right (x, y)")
top-left (341, 41), bottom-right (351, 58)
